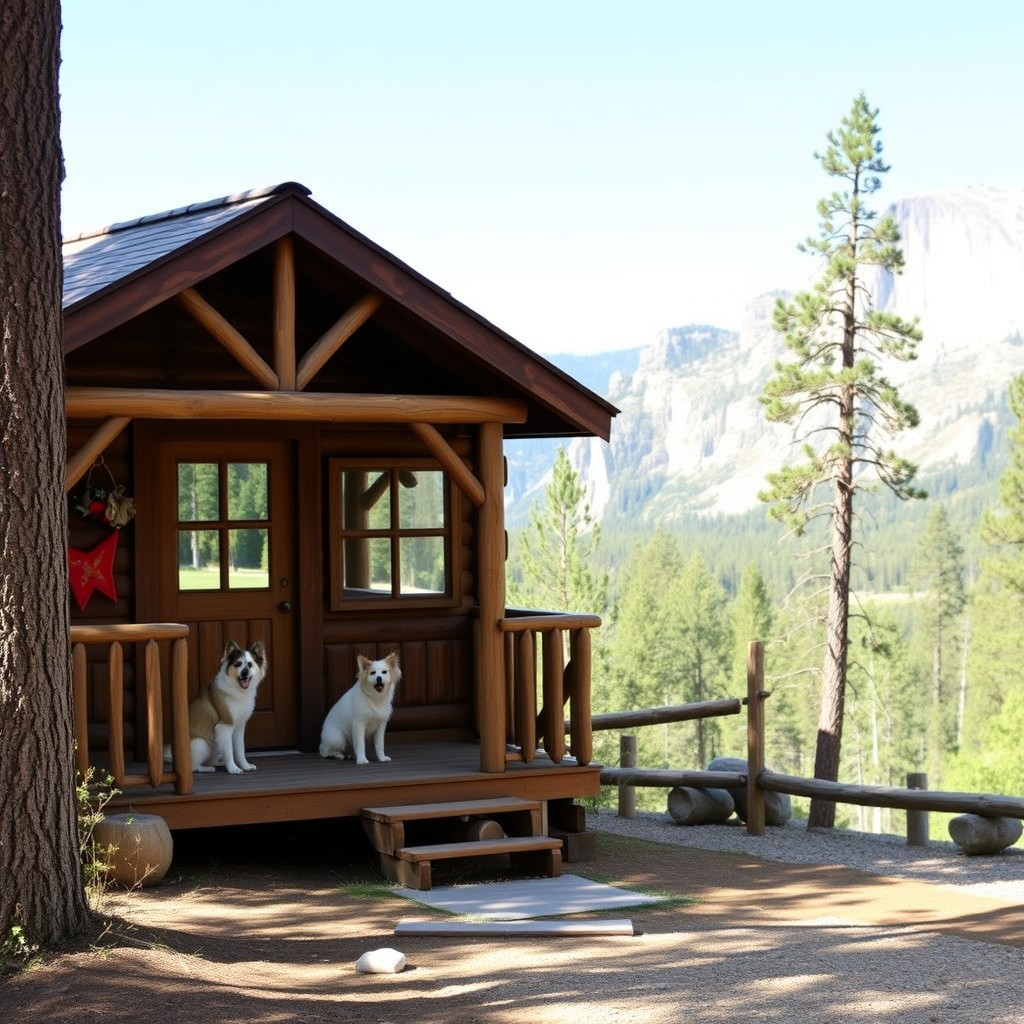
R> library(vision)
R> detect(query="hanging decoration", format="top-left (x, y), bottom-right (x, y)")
top-left (68, 531), bottom-right (120, 610)
top-left (67, 457), bottom-right (135, 609)
top-left (72, 457), bottom-right (136, 528)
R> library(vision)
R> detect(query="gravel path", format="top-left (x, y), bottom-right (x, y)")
top-left (587, 807), bottom-right (1024, 903)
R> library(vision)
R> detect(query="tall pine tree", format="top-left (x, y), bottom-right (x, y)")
top-left (759, 93), bottom-right (924, 828)
top-left (911, 505), bottom-right (967, 779)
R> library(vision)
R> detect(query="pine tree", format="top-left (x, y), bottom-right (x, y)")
top-left (759, 93), bottom-right (924, 828)
top-left (673, 553), bottom-right (733, 765)
top-left (725, 564), bottom-right (776, 757)
top-left (911, 505), bottom-right (967, 779)
top-left (980, 372), bottom-right (1024, 596)
top-left (512, 447), bottom-right (607, 616)
top-left (1, 0), bottom-right (93, 947)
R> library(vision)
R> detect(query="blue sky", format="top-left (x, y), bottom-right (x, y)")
top-left (60, 1), bottom-right (1024, 355)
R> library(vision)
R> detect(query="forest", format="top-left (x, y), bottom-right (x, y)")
top-left (506, 372), bottom-right (1024, 835)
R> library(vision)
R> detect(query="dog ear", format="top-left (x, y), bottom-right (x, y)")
top-left (223, 639), bottom-right (242, 660)
top-left (250, 641), bottom-right (267, 671)
top-left (386, 650), bottom-right (400, 667)
top-left (357, 654), bottom-right (371, 672)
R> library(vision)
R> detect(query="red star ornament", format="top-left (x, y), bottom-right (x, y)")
top-left (68, 531), bottom-right (119, 610)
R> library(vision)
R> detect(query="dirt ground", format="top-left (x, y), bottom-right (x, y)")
top-left (4, 818), bottom-right (1024, 1024)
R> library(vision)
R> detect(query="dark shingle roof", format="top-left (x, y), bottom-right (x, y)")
top-left (62, 183), bottom-right (309, 308)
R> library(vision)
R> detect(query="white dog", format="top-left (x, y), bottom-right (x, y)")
top-left (319, 651), bottom-right (401, 765)
top-left (185, 640), bottom-right (267, 774)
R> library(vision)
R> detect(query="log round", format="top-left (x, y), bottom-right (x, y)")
top-left (707, 756), bottom-right (793, 826)
top-left (667, 786), bottom-right (735, 825)
top-left (93, 812), bottom-right (173, 887)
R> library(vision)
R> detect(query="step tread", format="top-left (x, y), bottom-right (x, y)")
top-left (362, 796), bottom-right (540, 823)
top-left (395, 835), bottom-right (562, 863)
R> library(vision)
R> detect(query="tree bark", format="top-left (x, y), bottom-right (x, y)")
top-left (0, 0), bottom-right (93, 945)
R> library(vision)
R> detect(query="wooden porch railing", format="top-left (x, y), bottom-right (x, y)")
top-left (70, 623), bottom-right (192, 794)
top-left (498, 610), bottom-right (600, 767)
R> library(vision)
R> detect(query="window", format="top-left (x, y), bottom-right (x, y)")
top-left (329, 461), bottom-right (454, 608)
top-left (176, 461), bottom-right (270, 591)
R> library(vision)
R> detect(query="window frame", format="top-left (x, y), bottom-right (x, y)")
top-left (327, 457), bottom-right (459, 611)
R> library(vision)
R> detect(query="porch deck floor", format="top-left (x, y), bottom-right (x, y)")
top-left (107, 741), bottom-right (601, 831)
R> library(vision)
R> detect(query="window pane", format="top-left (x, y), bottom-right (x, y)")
top-left (228, 529), bottom-right (269, 589)
top-left (399, 470), bottom-right (445, 529)
top-left (343, 470), bottom-right (391, 530)
top-left (344, 536), bottom-right (392, 597)
top-left (178, 463), bottom-right (218, 522)
top-left (227, 463), bottom-right (268, 521)
top-left (400, 535), bottom-right (446, 595)
top-left (178, 529), bottom-right (220, 590)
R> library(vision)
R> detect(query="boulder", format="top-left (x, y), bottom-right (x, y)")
top-left (667, 785), bottom-right (734, 825)
top-left (707, 756), bottom-right (792, 827)
top-left (948, 814), bottom-right (1023, 855)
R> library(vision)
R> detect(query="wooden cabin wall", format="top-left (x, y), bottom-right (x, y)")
top-left (319, 425), bottom-right (478, 741)
top-left (67, 420), bottom-right (137, 759)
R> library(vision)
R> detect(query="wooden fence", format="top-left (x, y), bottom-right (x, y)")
top-left (592, 640), bottom-right (1024, 837)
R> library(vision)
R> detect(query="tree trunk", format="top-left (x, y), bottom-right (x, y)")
top-left (0, 0), bottom-right (93, 945)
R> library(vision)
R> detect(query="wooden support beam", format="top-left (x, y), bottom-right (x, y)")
top-left (476, 420), bottom-right (507, 773)
top-left (65, 416), bottom-right (131, 492)
top-left (67, 387), bottom-right (528, 424)
top-left (274, 237), bottom-right (297, 390)
top-left (410, 422), bottom-right (485, 507)
top-left (177, 287), bottom-right (280, 390)
top-left (296, 293), bottom-right (382, 391)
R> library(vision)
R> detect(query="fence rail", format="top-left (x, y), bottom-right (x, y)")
top-left (599, 640), bottom-right (1024, 838)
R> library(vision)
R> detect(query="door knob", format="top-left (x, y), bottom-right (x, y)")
top-left (278, 600), bottom-right (293, 613)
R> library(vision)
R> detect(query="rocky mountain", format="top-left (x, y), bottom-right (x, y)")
top-left (508, 186), bottom-right (1024, 528)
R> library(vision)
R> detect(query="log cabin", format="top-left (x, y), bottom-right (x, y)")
top-left (64, 182), bottom-right (618, 884)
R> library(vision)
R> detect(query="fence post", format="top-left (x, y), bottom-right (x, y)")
top-left (906, 772), bottom-right (929, 846)
top-left (618, 734), bottom-right (637, 819)
top-left (746, 640), bottom-right (766, 836)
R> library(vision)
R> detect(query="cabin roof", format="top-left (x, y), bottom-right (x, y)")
top-left (62, 183), bottom-right (617, 440)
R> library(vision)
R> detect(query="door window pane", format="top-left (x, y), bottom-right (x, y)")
top-left (227, 463), bottom-right (268, 521)
top-left (178, 529), bottom-right (220, 590)
top-left (178, 463), bottom-right (218, 522)
top-left (228, 529), bottom-right (269, 589)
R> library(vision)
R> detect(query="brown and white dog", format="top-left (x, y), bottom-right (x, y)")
top-left (319, 651), bottom-right (401, 765)
top-left (185, 640), bottom-right (267, 774)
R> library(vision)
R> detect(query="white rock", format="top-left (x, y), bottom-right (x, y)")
top-left (355, 947), bottom-right (407, 974)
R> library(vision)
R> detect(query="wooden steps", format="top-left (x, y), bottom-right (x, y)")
top-left (361, 797), bottom-right (562, 890)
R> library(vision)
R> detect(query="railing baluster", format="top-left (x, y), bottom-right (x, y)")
top-left (107, 641), bottom-right (125, 787)
top-left (514, 630), bottom-right (536, 761)
top-left (171, 636), bottom-right (193, 793)
top-left (542, 631), bottom-right (564, 763)
top-left (145, 638), bottom-right (163, 788)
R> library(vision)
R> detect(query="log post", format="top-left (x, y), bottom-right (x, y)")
top-left (746, 640), bottom-right (766, 836)
top-left (618, 734), bottom-right (637, 819)
top-left (906, 772), bottom-right (929, 846)
top-left (476, 421), bottom-right (506, 773)
top-left (274, 236), bottom-right (296, 390)
top-left (568, 627), bottom-right (592, 766)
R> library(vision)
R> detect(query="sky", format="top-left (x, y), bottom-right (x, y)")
top-left (59, 1), bottom-right (1024, 356)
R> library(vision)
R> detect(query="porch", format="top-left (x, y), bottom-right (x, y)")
top-left (99, 743), bottom-right (597, 831)
top-left (72, 619), bottom-right (601, 834)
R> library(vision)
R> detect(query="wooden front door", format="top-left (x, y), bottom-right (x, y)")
top-left (141, 435), bottom-right (298, 749)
